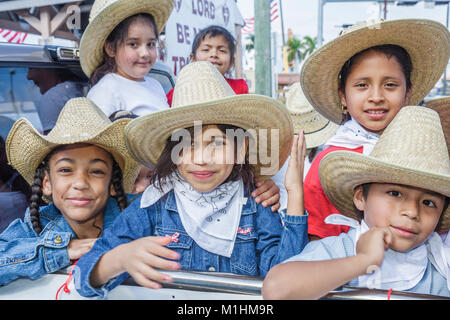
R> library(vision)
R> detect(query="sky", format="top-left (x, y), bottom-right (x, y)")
top-left (236, 0), bottom-right (449, 70)
top-left (236, 0), bottom-right (448, 44)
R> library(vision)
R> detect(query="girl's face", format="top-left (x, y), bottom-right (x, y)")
top-left (354, 183), bottom-right (445, 252)
top-left (339, 50), bottom-right (411, 135)
top-left (42, 144), bottom-right (114, 230)
top-left (106, 19), bottom-right (157, 81)
top-left (177, 125), bottom-right (244, 193)
top-left (192, 35), bottom-right (232, 76)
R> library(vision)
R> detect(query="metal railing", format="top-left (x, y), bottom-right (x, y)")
top-left (117, 269), bottom-right (449, 300)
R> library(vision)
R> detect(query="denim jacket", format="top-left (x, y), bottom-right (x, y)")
top-left (74, 189), bottom-right (308, 298)
top-left (0, 196), bottom-right (131, 286)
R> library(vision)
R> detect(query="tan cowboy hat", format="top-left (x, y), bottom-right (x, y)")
top-left (301, 19), bottom-right (450, 124)
top-left (125, 61), bottom-right (294, 178)
top-left (319, 106), bottom-right (450, 232)
top-left (6, 97), bottom-right (140, 193)
top-left (424, 96), bottom-right (450, 156)
top-left (286, 82), bottom-right (339, 148)
top-left (80, 0), bottom-right (174, 78)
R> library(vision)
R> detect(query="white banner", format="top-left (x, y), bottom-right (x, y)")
top-left (163, 0), bottom-right (244, 76)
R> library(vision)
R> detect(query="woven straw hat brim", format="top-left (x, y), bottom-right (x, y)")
top-left (319, 151), bottom-right (450, 233)
top-left (291, 114), bottom-right (339, 148)
top-left (425, 97), bottom-right (450, 155)
top-left (80, 0), bottom-right (174, 78)
top-left (6, 117), bottom-right (139, 194)
top-left (125, 94), bottom-right (294, 179)
top-left (301, 19), bottom-right (450, 124)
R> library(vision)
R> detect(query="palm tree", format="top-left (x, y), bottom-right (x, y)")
top-left (287, 35), bottom-right (317, 70)
top-left (245, 34), bottom-right (255, 53)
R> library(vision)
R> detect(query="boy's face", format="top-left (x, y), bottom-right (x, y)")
top-left (353, 183), bottom-right (446, 252)
top-left (339, 50), bottom-right (411, 135)
top-left (192, 35), bottom-right (232, 76)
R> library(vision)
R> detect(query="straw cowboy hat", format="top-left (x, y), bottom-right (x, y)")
top-left (286, 82), bottom-right (339, 148)
top-left (80, 0), bottom-right (174, 78)
top-left (319, 106), bottom-right (450, 232)
top-left (424, 96), bottom-right (450, 156)
top-left (125, 61), bottom-right (294, 178)
top-left (301, 19), bottom-right (450, 124)
top-left (6, 97), bottom-right (140, 193)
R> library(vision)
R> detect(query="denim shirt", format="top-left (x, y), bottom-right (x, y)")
top-left (74, 190), bottom-right (308, 298)
top-left (0, 196), bottom-right (129, 286)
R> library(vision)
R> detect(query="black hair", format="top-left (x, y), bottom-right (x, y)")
top-left (90, 13), bottom-right (158, 86)
top-left (191, 25), bottom-right (236, 68)
top-left (28, 145), bottom-right (128, 235)
top-left (338, 44), bottom-right (413, 124)
top-left (150, 124), bottom-right (254, 193)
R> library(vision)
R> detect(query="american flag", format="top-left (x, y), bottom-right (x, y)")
top-left (242, 0), bottom-right (279, 34)
top-left (0, 28), bottom-right (28, 43)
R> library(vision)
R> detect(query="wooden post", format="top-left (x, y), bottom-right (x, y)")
top-left (254, 0), bottom-right (271, 96)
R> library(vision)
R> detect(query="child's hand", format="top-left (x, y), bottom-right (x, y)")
top-left (284, 131), bottom-right (306, 194)
top-left (284, 131), bottom-right (306, 216)
top-left (68, 238), bottom-right (97, 260)
top-left (252, 178), bottom-right (281, 212)
top-left (356, 227), bottom-right (392, 268)
top-left (118, 236), bottom-right (181, 289)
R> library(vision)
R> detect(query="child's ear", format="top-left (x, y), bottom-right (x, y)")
top-left (353, 185), bottom-right (366, 211)
top-left (42, 172), bottom-right (52, 197)
top-left (189, 53), bottom-right (196, 62)
top-left (104, 41), bottom-right (115, 58)
top-left (338, 89), bottom-right (347, 108)
top-left (109, 183), bottom-right (117, 197)
top-left (404, 85), bottom-right (412, 106)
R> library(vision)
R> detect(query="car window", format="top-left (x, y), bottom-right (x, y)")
top-left (0, 67), bottom-right (43, 136)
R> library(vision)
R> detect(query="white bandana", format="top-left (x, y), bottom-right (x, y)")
top-left (140, 173), bottom-right (245, 257)
top-left (324, 118), bottom-right (380, 155)
top-left (325, 214), bottom-right (450, 291)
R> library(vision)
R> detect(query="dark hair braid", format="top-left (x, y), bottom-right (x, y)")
top-left (29, 163), bottom-right (47, 235)
top-left (111, 161), bottom-right (128, 211)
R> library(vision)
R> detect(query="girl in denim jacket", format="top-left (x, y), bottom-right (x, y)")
top-left (74, 61), bottom-right (309, 298)
top-left (0, 97), bottom-right (139, 286)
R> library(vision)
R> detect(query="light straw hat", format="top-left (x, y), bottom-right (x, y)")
top-left (286, 82), bottom-right (339, 148)
top-left (424, 96), bottom-right (450, 156)
top-left (125, 61), bottom-right (294, 178)
top-left (319, 106), bottom-right (450, 232)
top-left (6, 97), bottom-right (140, 193)
top-left (301, 19), bottom-right (450, 124)
top-left (80, 0), bottom-right (174, 78)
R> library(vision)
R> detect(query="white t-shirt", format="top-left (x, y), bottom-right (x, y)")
top-left (87, 73), bottom-right (169, 117)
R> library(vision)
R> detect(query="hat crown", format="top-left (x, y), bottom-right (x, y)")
top-left (339, 18), bottom-right (384, 36)
top-left (370, 106), bottom-right (449, 175)
top-left (286, 82), bottom-right (314, 115)
top-left (47, 97), bottom-right (112, 141)
top-left (171, 61), bottom-right (236, 108)
top-left (90, 0), bottom-right (116, 21)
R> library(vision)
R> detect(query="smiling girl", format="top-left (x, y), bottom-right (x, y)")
top-left (0, 98), bottom-right (139, 286)
top-left (300, 19), bottom-right (450, 239)
top-left (74, 62), bottom-right (308, 298)
top-left (80, 0), bottom-right (174, 118)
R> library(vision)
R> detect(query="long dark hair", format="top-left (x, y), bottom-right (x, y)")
top-left (90, 13), bottom-right (158, 86)
top-left (28, 145), bottom-right (128, 235)
top-left (338, 44), bottom-right (413, 124)
top-left (151, 124), bottom-right (254, 193)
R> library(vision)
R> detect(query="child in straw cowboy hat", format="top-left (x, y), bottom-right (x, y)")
top-left (80, 0), bottom-right (174, 118)
top-left (0, 98), bottom-right (140, 286)
top-left (74, 61), bottom-right (309, 298)
top-left (301, 18), bottom-right (450, 239)
top-left (263, 106), bottom-right (450, 299)
top-left (166, 25), bottom-right (249, 106)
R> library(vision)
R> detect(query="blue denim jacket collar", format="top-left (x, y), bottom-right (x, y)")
top-left (163, 188), bottom-right (257, 215)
